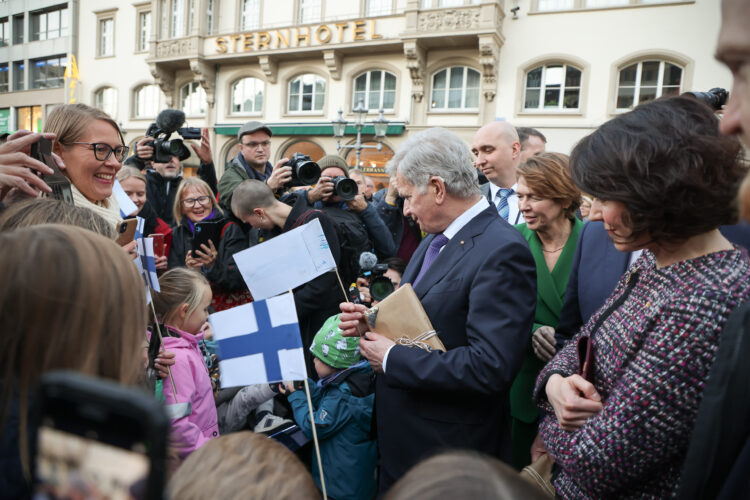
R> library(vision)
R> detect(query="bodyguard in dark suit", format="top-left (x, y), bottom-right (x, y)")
top-left (339, 128), bottom-right (537, 493)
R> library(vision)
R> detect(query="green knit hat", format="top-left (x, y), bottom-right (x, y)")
top-left (309, 314), bottom-right (361, 369)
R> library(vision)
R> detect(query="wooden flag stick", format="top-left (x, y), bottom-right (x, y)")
top-left (334, 267), bottom-right (351, 303)
top-left (303, 378), bottom-right (328, 500)
top-left (149, 300), bottom-right (178, 400)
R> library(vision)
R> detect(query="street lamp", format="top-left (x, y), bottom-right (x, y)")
top-left (333, 98), bottom-right (389, 168)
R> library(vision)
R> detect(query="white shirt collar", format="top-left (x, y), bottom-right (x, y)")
top-left (443, 197), bottom-right (491, 241)
top-left (489, 182), bottom-right (518, 200)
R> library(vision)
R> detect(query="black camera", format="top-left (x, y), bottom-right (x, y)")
top-left (145, 109), bottom-right (195, 163)
top-left (358, 251), bottom-right (395, 302)
top-left (331, 175), bottom-right (358, 201)
top-left (285, 153), bottom-right (321, 187)
top-left (686, 87), bottom-right (729, 111)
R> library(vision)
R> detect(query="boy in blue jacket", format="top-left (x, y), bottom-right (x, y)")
top-left (279, 314), bottom-right (377, 500)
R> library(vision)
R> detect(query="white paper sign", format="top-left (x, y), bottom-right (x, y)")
top-left (113, 179), bottom-right (139, 218)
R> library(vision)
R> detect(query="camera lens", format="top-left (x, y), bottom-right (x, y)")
top-left (333, 177), bottom-right (358, 201)
top-left (370, 276), bottom-right (395, 302)
top-left (295, 160), bottom-right (321, 185)
top-left (161, 139), bottom-right (184, 156)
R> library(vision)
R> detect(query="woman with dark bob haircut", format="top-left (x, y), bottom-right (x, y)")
top-left (532, 96), bottom-right (750, 499)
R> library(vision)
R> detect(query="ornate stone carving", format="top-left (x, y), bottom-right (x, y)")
top-left (189, 58), bottom-right (215, 107)
top-left (258, 55), bottom-right (278, 84)
top-left (149, 63), bottom-right (175, 108)
top-left (403, 40), bottom-right (425, 102)
top-left (323, 50), bottom-right (343, 81)
top-left (418, 9), bottom-right (480, 32)
top-left (478, 35), bottom-right (499, 102)
top-left (154, 37), bottom-right (198, 59)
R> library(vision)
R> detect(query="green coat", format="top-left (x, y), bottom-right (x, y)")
top-left (510, 218), bottom-right (583, 424)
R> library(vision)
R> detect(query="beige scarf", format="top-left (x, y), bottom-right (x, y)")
top-left (71, 184), bottom-right (123, 230)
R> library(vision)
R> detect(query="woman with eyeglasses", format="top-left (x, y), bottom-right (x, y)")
top-left (44, 103), bottom-right (129, 230)
top-left (168, 176), bottom-right (251, 311)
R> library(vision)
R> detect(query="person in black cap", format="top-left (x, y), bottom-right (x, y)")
top-left (217, 121), bottom-right (291, 211)
top-left (135, 128), bottom-right (217, 227)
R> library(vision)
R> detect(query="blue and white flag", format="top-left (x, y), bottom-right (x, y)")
top-left (133, 253), bottom-right (153, 305)
top-left (137, 237), bottom-right (160, 293)
top-left (113, 179), bottom-right (139, 218)
top-left (209, 293), bottom-right (307, 386)
top-left (134, 216), bottom-right (145, 241)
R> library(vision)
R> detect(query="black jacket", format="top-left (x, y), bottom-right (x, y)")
top-left (146, 162), bottom-right (218, 227)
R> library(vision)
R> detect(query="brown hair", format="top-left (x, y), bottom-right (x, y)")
top-left (172, 176), bottom-right (221, 226)
top-left (44, 103), bottom-right (124, 150)
top-left (168, 431), bottom-right (320, 500)
top-left (0, 198), bottom-right (117, 239)
top-left (385, 450), bottom-right (547, 500)
top-left (0, 225), bottom-right (147, 477)
top-left (517, 152), bottom-right (581, 219)
top-left (152, 268), bottom-right (209, 326)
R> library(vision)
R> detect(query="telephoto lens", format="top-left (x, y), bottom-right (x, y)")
top-left (286, 153), bottom-right (321, 186)
top-left (370, 274), bottom-right (395, 302)
top-left (332, 176), bottom-right (359, 201)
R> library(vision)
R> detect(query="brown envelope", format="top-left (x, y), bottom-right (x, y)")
top-left (356, 284), bottom-right (446, 352)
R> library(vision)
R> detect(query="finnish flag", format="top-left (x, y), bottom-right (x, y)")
top-left (134, 216), bottom-right (145, 241)
top-left (209, 293), bottom-right (307, 386)
top-left (113, 179), bottom-right (139, 218)
top-left (136, 237), bottom-right (160, 293)
top-left (133, 253), bottom-right (152, 305)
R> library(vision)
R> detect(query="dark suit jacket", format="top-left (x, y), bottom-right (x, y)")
top-left (376, 205), bottom-right (537, 490)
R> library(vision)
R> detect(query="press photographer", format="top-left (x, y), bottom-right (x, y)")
top-left (135, 109), bottom-right (217, 226)
top-left (355, 254), bottom-right (406, 306)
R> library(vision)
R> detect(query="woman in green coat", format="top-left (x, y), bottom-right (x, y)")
top-left (510, 152), bottom-right (583, 469)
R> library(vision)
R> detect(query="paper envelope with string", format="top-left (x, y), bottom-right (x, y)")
top-left (356, 284), bottom-right (445, 352)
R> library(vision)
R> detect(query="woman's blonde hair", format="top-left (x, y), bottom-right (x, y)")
top-left (152, 268), bottom-right (210, 326)
top-left (0, 225), bottom-right (147, 478)
top-left (117, 165), bottom-right (147, 186)
top-left (0, 198), bottom-right (117, 239)
top-left (44, 103), bottom-right (124, 150)
top-left (168, 431), bottom-right (320, 500)
top-left (172, 176), bottom-right (221, 226)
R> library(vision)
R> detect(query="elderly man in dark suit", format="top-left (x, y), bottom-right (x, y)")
top-left (339, 127), bottom-right (537, 492)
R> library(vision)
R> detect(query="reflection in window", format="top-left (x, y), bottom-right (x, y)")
top-left (99, 18), bottom-right (114, 57)
top-left (134, 84), bottom-right (162, 118)
top-left (0, 18), bottom-right (9, 47)
top-left (288, 74), bottom-right (326, 113)
top-left (616, 60), bottom-right (682, 110)
top-left (524, 64), bottom-right (581, 111)
top-left (430, 67), bottom-right (480, 111)
top-left (171, 0), bottom-right (185, 37)
top-left (181, 81), bottom-right (206, 115)
top-left (231, 77), bottom-right (264, 114)
top-left (31, 55), bottom-right (66, 89)
top-left (241, 0), bottom-right (261, 30)
top-left (31, 6), bottom-right (69, 41)
top-left (17, 106), bottom-right (43, 132)
top-left (353, 71), bottom-right (396, 112)
top-left (95, 87), bottom-right (118, 119)
top-left (0, 64), bottom-right (8, 93)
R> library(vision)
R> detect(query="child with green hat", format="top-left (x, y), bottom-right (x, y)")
top-left (279, 313), bottom-right (377, 500)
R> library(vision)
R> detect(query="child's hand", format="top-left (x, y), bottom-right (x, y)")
top-left (277, 382), bottom-right (296, 395)
top-left (201, 322), bottom-right (214, 340)
top-left (155, 350), bottom-right (176, 379)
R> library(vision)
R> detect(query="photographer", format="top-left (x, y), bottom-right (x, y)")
top-left (356, 256), bottom-right (406, 306)
top-left (136, 125), bottom-right (217, 227)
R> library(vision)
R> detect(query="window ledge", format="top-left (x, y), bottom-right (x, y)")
top-left (229, 112), bottom-right (263, 117)
top-left (518, 109), bottom-right (583, 117)
top-left (427, 109), bottom-right (480, 115)
top-left (96, 54), bottom-right (116, 59)
top-left (530, 1), bottom-right (694, 16)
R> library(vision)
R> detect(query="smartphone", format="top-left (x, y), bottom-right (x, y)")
top-left (30, 137), bottom-right (74, 204)
top-left (31, 371), bottom-right (169, 500)
top-left (150, 233), bottom-right (165, 258)
top-left (192, 220), bottom-right (222, 253)
top-left (116, 218), bottom-right (138, 246)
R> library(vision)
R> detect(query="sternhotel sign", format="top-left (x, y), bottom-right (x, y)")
top-left (214, 20), bottom-right (383, 53)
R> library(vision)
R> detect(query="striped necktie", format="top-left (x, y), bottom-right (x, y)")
top-left (496, 188), bottom-right (513, 222)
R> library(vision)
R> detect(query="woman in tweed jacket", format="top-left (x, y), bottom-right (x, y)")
top-left (533, 96), bottom-right (750, 499)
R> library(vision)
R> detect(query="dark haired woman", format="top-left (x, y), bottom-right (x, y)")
top-left (534, 96), bottom-right (750, 499)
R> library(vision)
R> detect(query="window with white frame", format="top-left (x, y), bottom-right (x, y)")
top-left (187, 0), bottom-right (195, 33)
top-left (181, 81), bottom-right (206, 115)
top-left (138, 11), bottom-right (151, 52)
top-left (98, 18), bottom-right (114, 57)
top-left (616, 60), bottom-right (682, 110)
top-left (536, 0), bottom-right (574, 10)
top-left (231, 77), bottom-right (264, 114)
top-left (206, 0), bottom-right (215, 34)
top-left (241, 0), bottom-right (260, 30)
top-left (288, 74), bottom-right (325, 113)
top-left (134, 84), bottom-right (162, 118)
top-left (94, 87), bottom-right (118, 118)
top-left (353, 70), bottom-right (396, 111)
top-left (430, 66), bottom-right (480, 111)
top-left (298, 0), bottom-right (321, 24)
top-left (524, 64), bottom-right (582, 111)
top-left (367, 0), bottom-right (392, 16)
top-left (171, 0), bottom-right (185, 37)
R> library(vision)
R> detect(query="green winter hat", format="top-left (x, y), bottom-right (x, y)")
top-left (309, 314), bottom-right (361, 369)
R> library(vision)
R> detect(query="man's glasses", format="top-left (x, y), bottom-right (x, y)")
top-left (70, 142), bottom-right (130, 162)
top-left (181, 195), bottom-right (211, 208)
top-left (241, 140), bottom-right (271, 149)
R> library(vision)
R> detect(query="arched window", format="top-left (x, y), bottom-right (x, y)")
top-left (344, 141), bottom-right (395, 173)
top-left (279, 140), bottom-right (325, 162)
top-left (133, 84), bottom-right (162, 118)
top-left (181, 81), bottom-right (205, 116)
top-left (288, 74), bottom-right (326, 113)
top-left (231, 77), bottom-right (264, 115)
top-left (353, 70), bottom-right (396, 112)
top-left (616, 60), bottom-right (682, 110)
top-left (524, 63), bottom-right (582, 111)
top-left (94, 87), bottom-right (117, 118)
top-left (430, 66), bottom-right (480, 111)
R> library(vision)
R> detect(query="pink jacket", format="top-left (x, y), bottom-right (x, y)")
top-left (162, 326), bottom-right (219, 460)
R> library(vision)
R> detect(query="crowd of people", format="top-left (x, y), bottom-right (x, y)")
top-left (1, 1), bottom-right (749, 498)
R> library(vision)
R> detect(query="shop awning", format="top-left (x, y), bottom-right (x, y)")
top-left (214, 122), bottom-right (406, 137)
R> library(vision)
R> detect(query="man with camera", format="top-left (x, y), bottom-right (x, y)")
top-left (217, 122), bottom-right (292, 212)
top-left (135, 125), bottom-right (217, 227)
